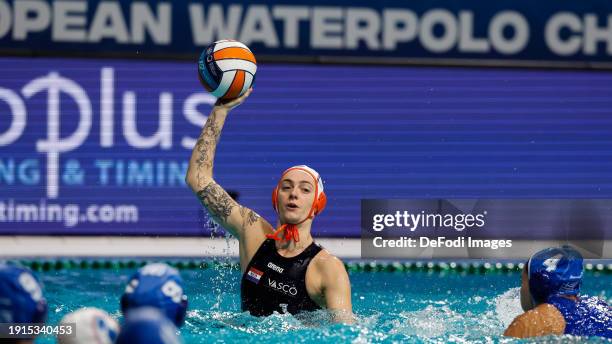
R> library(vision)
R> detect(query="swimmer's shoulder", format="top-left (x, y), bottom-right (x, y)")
top-left (309, 249), bottom-right (349, 287)
top-left (308, 248), bottom-right (353, 319)
top-left (312, 248), bottom-right (345, 271)
top-left (504, 303), bottom-right (566, 338)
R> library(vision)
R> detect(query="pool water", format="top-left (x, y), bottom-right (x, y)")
top-left (35, 263), bottom-right (611, 343)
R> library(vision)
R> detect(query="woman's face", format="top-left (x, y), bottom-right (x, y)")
top-left (276, 169), bottom-right (316, 224)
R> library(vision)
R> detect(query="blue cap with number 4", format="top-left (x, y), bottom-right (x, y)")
top-left (0, 264), bottom-right (48, 323)
top-left (120, 263), bottom-right (188, 327)
top-left (527, 245), bottom-right (584, 303)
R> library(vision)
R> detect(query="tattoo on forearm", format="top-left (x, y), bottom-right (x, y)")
top-left (194, 111), bottom-right (221, 181)
top-left (197, 181), bottom-right (234, 223)
top-left (239, 206), bottom-right (260, 228)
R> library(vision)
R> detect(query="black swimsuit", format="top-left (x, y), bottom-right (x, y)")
top-left (241, 238), bottom-right (322, 316)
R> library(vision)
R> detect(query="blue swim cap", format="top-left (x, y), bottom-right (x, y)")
top-left (116, 307), bottom-right (183, 344)
top-left (120, 263), bottom-right (188, 327)
top-left (0, 264), bottom-right (48, 323)
top-left (527, 245), bottom-right (583, 303)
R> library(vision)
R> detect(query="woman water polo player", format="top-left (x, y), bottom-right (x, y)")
top-left (185, 89), bottom-right (353, 323)
top-left (504, 246), bottom-right (611, 338)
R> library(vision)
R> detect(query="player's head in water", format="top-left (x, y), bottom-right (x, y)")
top-left (520, 245), bottom-right (583, 310)
top-left (121, 263), bottom-right (188, 327)
top-left (504, 245), bottom-right (612, 338)
top-left (0, 264), bottom-right (48, 344)
top-left (57, 307), bottom-right (119, 344)
top-left (267, 165), bottom-right (326, 243)
top-left (0, 264), bottom-right (47, 324)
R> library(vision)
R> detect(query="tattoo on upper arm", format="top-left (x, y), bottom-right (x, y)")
top-left (197, 181), bottom-right (234, 223)
top-left (239, 206), bottom-right (261, 228)
top-left (246, 209), bottom-right (260, 226)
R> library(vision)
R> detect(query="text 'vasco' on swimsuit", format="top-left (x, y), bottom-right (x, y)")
top-left (241, 238), bottom-right (322, 316)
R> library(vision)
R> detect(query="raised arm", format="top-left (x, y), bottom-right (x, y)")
top-left (185, 90), bottom-right (270, 241)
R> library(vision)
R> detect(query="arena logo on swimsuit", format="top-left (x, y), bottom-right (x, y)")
top-left (267, 279), bottom-right (297, 296)
top-left (267, 262), bottom-right (284, 274)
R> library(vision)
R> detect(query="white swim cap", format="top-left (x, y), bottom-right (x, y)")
top-left (58, 307), bottom-right (119, 344)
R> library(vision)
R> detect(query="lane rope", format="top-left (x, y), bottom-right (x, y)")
top-left (2, 259), bottom-right (610, 274)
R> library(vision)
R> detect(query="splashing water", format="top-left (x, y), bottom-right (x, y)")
top-left (202, 213), bottom-right (237, 311)
top-left (495, 287), bottom-right (523, 328)
top-left (34, 265), bottom-right (611, 343)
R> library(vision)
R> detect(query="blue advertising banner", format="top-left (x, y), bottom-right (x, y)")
top-left (0, 0), bottom-right (611, 66)
top-left (1, 56), bottom-right (612, 236)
